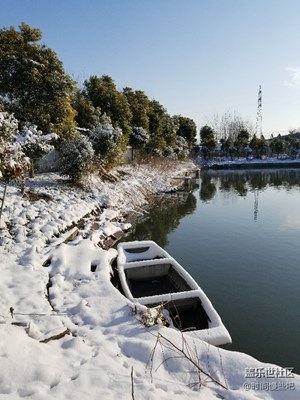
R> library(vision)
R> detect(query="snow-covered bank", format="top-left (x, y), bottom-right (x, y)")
top-left (1, 161), bottom-right (299, 399)
top-left (197, 156), bottom-right (300, 170)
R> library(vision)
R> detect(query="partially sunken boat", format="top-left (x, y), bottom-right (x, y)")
top-left (117, 240), bottom-right (231, 346)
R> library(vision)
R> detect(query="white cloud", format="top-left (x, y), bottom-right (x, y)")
top-left (284, 67), bottom-right (300, 88)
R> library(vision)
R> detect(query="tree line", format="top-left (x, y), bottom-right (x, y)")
top-left (1, 22), bottom-right (300, 189)
top-left (0, 22), bottom-right (198, 183)
top-left (199, 113), bottom-right (300, 161)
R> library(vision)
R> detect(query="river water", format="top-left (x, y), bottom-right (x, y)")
top-left (125, 169), bottom-right (300, 373)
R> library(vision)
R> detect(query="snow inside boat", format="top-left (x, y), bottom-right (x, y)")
top-left (117, 240), bottom-right (232, 346)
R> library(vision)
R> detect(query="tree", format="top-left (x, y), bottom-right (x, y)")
top-left (123, 88), bottom-right (150, 131)
top-left (199, 125), bottom-right (217, 153)
top-left (147, 100), bottom-right (176, 153)
top-left (249, 134), bottom-right (268, 158)
top-left (91, 123), bottom-right (124, 169)
top-left (16, 124), bottom-right (57, 177)
top-left (0, 112), bottom-right (30, 220)
top-left (286, 134), bottom-right (299, 158)
top-left (83, 75), bottom-right (132, 138)
top-left (234, 128), bottom-right (250, 157)
top-left (174, 116), bottom-right (197, 149)
top-left (269, 137), bottom-right (285, 159)
top-left (72, 90), bottom-right (102, 130)
top-left (208, 110), bottom-right (254, 142)
top-left (175, 135), bottom-right (189, 159)
top-left (58, 135), bottom-right (94, 183)
top-left (129, 127), bottom-right (149, 150)
top-left (0, 22), bottom-right (76, 136)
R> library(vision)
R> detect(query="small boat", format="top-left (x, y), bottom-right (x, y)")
top-left (117, 240), bottom-right (231, 346)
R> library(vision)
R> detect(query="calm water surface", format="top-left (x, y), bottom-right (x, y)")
top-left (125, 169), bottom-right (300, 373)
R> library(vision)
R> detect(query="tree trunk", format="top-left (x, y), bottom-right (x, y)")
top-left (0, 182), bottom-right (8, 221)
top-left (29, 160), bottom-right (35, 178)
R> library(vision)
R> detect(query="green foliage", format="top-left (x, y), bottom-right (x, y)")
top-left (72, 90), bottom-right (102, 130)
top-left (234, 129), bottom-right (250, 147)
top-left (0, 22), bottom-right (76, 136)
top-left (91, 123), bottom-right (124, 169)
top-left (58, 135), bottom-right (94, 183)
top-left (83, 75), bottom-right (132, 137)
top-left (269, 137), bottom-right (285, 159)
top-left (233, 128), bottom-right (250, 157)
top-left (0, 23), bottom-right (198, 168)
top-left (129, 127), bottom-right (149, 150)
top-left (249, 134), bottom-right (268, 158)
top-left (123, 87), bottom-right (150, 131)
top-left (147, 100), bottom-right (176, 153)
top-left (200, 125), bottom-right (217, 152)
top-left (174, 116), bottom-right (197, 148)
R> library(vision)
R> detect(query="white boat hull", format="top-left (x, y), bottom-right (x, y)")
top-left (117, 240), bottom-right (231, 346)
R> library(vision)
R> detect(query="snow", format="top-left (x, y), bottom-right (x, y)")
top-left (197, 156), bottom-right (300, 168)
top-left (0, 161), bottom-right (299, 399)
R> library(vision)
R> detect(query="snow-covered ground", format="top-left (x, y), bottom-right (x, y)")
top-left (0, 161), bottom-right (299, 399)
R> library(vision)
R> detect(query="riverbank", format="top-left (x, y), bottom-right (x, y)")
top-left (0, 160), bottom-right (299, 399)
top-left (197, 157), bottom-right (300, 170)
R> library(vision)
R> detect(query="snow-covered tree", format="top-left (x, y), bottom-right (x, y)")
top-left (0, 23), bottom-right (76, 136)
top-left (0, 112), bottom-right (18, 141)
top-left (0, 112), bottom-right (29, 185)
top-left (175, 135), bottom-right (189, 159)
top-left (129, 127), bottom-right (149, 150)
top-left (16, 124), bottom-right (58, 177)
top-left (0, 140), bottom-right (30, 221)
top-left (58, 135), bottom-right (94, 183)
top-left (162, 146), bottom-right (175, 158)
top-left (91, 123), bottom-right (124, 168)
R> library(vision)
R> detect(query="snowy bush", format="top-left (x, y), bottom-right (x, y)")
top-left (0, 112), bottom-right (18, 141)
top-left (91, 123), bottom-right (124, 168)
top-left (16, 124), bottom-right (58, 177)
top-left (162, 146), bottom-right (175, 157)
top-left (0, 142), bottom-right (30, 182)
top-left (175, 135), bottom-right (189, 159)
top-left (150, 148), bottom-right (162, 157)
top-left (0, 113), bottom-right (30, 183)
top-left (0, 141), bottom-right (30, 220)
top-left (130, 126), bottom-right (149, 149)
top-left (58, 135), bottom-right (95, 183)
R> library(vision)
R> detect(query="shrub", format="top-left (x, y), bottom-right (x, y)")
top-left (58, 135), bottom-right (94, 183)
top-left (91, 123), bottom-right (124, 169)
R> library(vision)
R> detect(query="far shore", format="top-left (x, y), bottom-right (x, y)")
top-left (197, 157), bottom-right (300, 170)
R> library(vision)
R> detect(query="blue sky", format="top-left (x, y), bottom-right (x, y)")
top-left (2, 0), bottom-right (300, 136)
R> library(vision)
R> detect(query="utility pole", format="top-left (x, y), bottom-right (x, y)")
top-left (255, 85), bottom-right (263, 138)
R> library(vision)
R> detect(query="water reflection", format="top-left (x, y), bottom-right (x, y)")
top-left (199, 169), bottom-right (300, 202)
top-left (126, 190), bottom-right (197, 247)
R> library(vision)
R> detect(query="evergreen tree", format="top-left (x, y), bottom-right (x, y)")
top-left (83, 75), bottom-right (132, 138)
top-left (234, 128), bottom-right (250, 157)
top-left (269, 137), bottom-right (285, 159)
top-left (129, 127), bottom-right (149, 150)
top-left (58, 135), bottom-right (94, 183)
top-left (200, 125), bottom-right (217, 152)
top-left (91, 123), bottom-right (124, 169)
top-left (250, 134), bottom-right (268, 158)
top-left (174, 115), bottom-right (197, 148)
top-left (147, 100), bottom-right (176, 153)
top-left (123, 87), bottom-right (150, 131)
top-left (72, 90), bottom-right (102, 130)
top-left (0, 22), bottom-right (76, 136)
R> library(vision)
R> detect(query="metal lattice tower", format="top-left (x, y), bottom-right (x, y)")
top-left (255, 85), bottom-right (263, 138)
